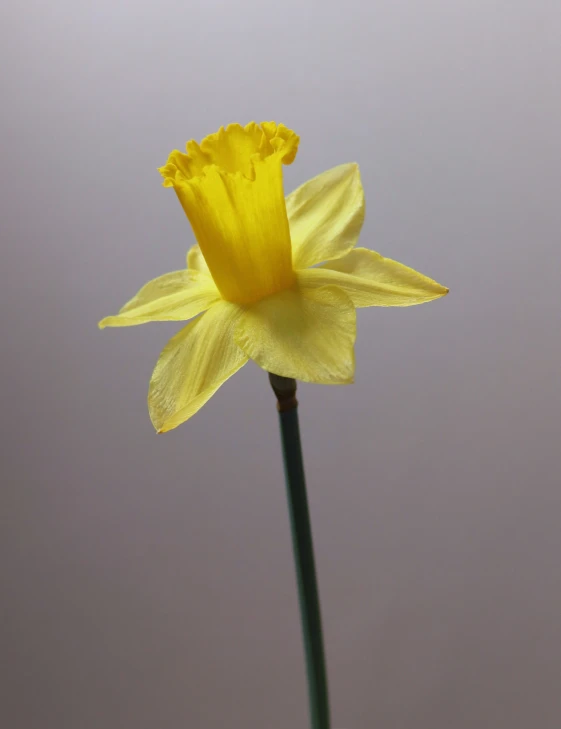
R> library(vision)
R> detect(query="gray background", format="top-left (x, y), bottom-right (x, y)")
top-left (2, 1), bottom-right (560, 727)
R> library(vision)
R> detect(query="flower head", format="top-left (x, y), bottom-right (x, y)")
top-left (100, 122), bottom-right (448, 432)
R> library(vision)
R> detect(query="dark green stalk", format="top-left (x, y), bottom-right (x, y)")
top-left (269, 373), bottom-right (331, 729)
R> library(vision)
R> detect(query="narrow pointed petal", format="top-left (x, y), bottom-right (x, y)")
top-left (298, 248), bottom-right (449, 307)
top-left (234, 286), bottom-right (356, 384)
top-left (98, 270), bottom-right (220, 328)
top-left (148, 301), bottom-right (248, 432)
top-left (287, 163), bottom-right (365, 270)
top-left (186, 244), bottom-right (211, 276)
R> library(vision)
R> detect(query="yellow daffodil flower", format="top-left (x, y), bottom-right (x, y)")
top-left (99, 122), bottom-right (448, 432)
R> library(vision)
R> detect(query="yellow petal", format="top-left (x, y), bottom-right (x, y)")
top-left (160, 123), bottom-right (299, 305)
top-left (148, 300), bottom-right (248, 432)
top-left (287, 163), bottom-right (365, 270)
top-left (298, 248), bottom-right (449, 307)
top-left (186, 244), bottom-right (211, 276)
top-left (98, 270), bottom-right (220, 328)
top-left (234, 285), bottom-right (356, 384)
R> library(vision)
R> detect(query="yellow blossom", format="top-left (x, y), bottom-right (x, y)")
top-left (99, 122), bottom-right (448, 432)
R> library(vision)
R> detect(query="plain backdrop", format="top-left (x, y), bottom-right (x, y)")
top-left (2, 1), bottom-right (560, 728)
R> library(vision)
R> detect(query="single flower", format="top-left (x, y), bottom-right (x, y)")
top-left (99, 122), bottom-right (448, 432)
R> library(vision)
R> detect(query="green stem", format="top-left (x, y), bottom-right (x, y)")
top-left (269, 373), bottom-right (331, 729)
